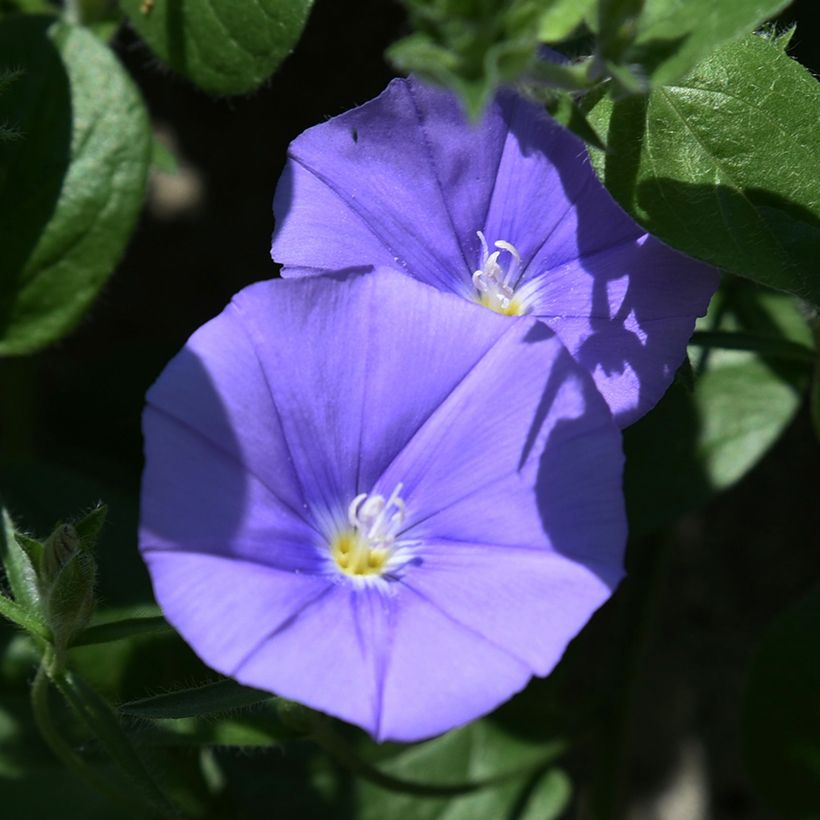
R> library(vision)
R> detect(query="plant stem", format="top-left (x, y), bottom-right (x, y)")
top-left (51, 663), bottom-right (178, 816)
top-left (30, 660), bottom-right (144, 818)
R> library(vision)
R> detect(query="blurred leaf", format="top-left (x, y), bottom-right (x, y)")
top-left (587, 34), bottom-right (820, 304)
top-left (151, 134), bottom-right (178, 174)
top-left (133, 711), bottom-right (299, 748)
top-left (690, 330), bottom-right (814, 364)
top-left (0, 695), bottom-right (116, 819)
top-left (120, 678), bottom-right (274, 719)
top-left (119, 0), bottom-right (314, 95)
top-left (538, 0), bottom-right (594, 41)
top-left (624, 284), bottom-right (812, 535)
top-left (745, 584), bottom-right (820, 819)
top-left (390, 0), bottom-right (542, 117)
top-left (73, 613), bottom-right (170, 647)
top-left (594, 0), bottom-right (645, 63)
top-left (544, 91), bottom-right (605, 149)
top-left (0, 16), bottom-right (151, 356)
top-left (355, 721), bottom-right (570, 818)
top-left (628, 0), bottom-right (792, 86)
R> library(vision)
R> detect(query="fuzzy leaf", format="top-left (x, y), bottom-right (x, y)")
top-left (0, 16), bottom-right (151, 355)
top-left (1, 508), bottom-right (43, 619)
top-left (120, 678), bottom-right (274, 719)
top-left (120, 0), bottom-right (314, 95)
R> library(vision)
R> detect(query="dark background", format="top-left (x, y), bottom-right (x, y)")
top-left (1, 1), bottom-right (818, 817)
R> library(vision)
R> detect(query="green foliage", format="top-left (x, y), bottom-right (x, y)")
top-left (120, 678), bottom-right (274, 719)
top-left (354, 721), bottom-right (570, 819)
top-left (587, 34), bottom-right (820, 305)
top-left (389, 0), bottom-right (544, 117)
top-left (119, 0), bottom-right (315, 95)
top-left (624, 282), bottom-right (812, 535)
top-left (1, 508), bottom-right (44, 623)
top-left (745, 584), bottom-right (820, 818)
top-left (617, 0), bottom-right (793, 86)
top-left (538, 0), bottom-right (594, 42)
top-left (0, 16), bottom-right (151, 356)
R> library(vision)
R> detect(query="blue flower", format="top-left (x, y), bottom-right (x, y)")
top-left (271, 78), bottom-right (718, 426)
top-left (140, 271), bottom-right (626, 741)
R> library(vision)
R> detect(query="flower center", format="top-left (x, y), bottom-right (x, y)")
top-left (472, 231), bottom-right (526, 316)
top-left (330, 484), bottom-right (407, 579)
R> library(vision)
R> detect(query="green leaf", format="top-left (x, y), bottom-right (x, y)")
top-left (354, 721), bottom-right (570, 818)
top-left (745, 584), bottom-right (820, 818)
top-left (538, 0), bottom-right (594, 42)
top-left (0, 16), bottom-right (151, 356)
top-left (119, 678), bottom-right (274, 719)
top-left (629, 0), bottom-right (792, 86)
top-left (1, 507), bottom-right (44, 623)
top-left (119, 0), bottom-right (314, 95)
top-left (624, 282), bottom-right (812, 535)
top-left (588, 34), bottom-right (820, 304)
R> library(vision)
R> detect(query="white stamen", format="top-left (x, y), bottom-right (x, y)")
top-left (347, 483), bottom-right (406, 551)
top-left (472, 231), bottom-right (522, 312)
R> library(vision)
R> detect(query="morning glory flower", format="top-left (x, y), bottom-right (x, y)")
top-left (140, 270), bottom-right (626, 742)
top-left (270, 78), bottom-right (719, 427)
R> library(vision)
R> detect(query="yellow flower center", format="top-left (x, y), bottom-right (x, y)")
top-left (330, 530), bottom-right (389, 577)
top-left (330, 484), bottom-right (409, 582)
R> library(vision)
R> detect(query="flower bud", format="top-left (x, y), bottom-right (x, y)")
top-left (40, 522), bottom-right (97, 651)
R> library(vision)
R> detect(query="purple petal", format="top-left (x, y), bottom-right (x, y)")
top-left (141, 271), bottom-right (628, 741)
top-left (377, 587), bottom-right (531, 742)
top-left (271, 77), bottom-right (718, 427)
top-left (521, 234), bottom-right (718, 424)
top-left (378, 320), bottom-right (625, 581)
top-left (234, 585), bottom-right (392, 736)
top-left (141, 406), bottom-right (324, 573)
top-left (230, 270), bottom-right (513, 525)
top-left (404, 547), bottom-right (613, 676)
top-left (272, 79), bottom-right (479, 297)
top-left (143, 551), bottom-right (331, 673)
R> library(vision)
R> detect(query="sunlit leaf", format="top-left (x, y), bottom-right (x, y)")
top-left (0, 16), bottom-right (151, 355)
top-left (120, 0), bottom-right (314, 95)
top-left (587, 34), bottom-right (820, 304)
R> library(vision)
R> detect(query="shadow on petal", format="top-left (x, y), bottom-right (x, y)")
top-left (140, 346), bottom-right (248, 553)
